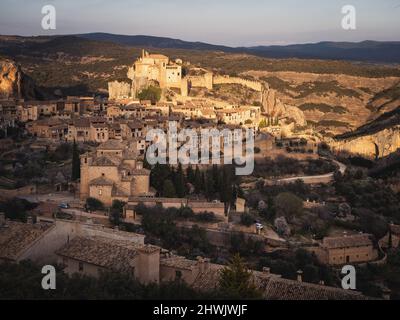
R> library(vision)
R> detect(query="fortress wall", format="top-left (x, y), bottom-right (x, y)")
top-left (108, 81), bottom-right (132, 100)
top-left (187, 73), bottom-right (213, 90)
top-left (213, 75), bottom-right (263, 92)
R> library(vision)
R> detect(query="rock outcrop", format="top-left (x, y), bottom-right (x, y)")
top-left (262, 84), bottom-right (306, 126)
top-left (331, 126), bottom-right (400, 159)
top-left (0, 58), bottom-right (38, 99)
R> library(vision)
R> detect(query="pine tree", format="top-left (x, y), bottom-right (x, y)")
top-left (186, 165), bottom-right (195, 183)
top-left (194, 166), bottom-right (202, 194)
top-left (162, 179), bottom-right (176, 198)
top-left (212, 164), bottom-right (220, 193)
top-left (71, 140), bottom-right (80, 181)
top-left (205, 170), bottom-right (215, 201)
top-left (219, 254), bottom-right (262, 299)
top-left (175, 163), bottom-right (186, 198)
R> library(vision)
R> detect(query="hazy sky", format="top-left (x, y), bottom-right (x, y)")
top-left (0, 0), bottom-right (399, 46)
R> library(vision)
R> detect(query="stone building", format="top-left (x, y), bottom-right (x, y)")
top-left (56, 236), bottom-right (160, 284)
top-left (160, 253), bottom-right (371, 300)
top-left (80, 140), bottom-right (151, 206)
top-left (308, 234), bottom-right (379, 266)
top-left (131, 50), bottom-right (182, 91)
top-left (125, 197), bottom-right (227, 221)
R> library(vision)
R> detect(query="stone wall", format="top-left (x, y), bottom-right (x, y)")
top-left (108, 80), bottom-right (133, 100)
top-left (213, 75), bottom-right (263, 92)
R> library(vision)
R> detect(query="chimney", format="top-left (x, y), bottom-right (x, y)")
top-left (197, 256), bottom-right (206, 273)
top-left (262, 267), bottom-right (270, 275)
top-left (297, 270), bottom-right (303, 282)
top-left (319, 280), bottom-right (325, 286)
top-left (382, 288), bottom-right (391, 300)
top-left (27, 216), bottom-right (34, 224)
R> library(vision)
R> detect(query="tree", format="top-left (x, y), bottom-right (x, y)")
top-left (174, 163), bottom-right (186, 198)
top-left (186, 165), bottom-right (195, 183)
top-left (71, 140), bottom-right (80, 181)
top-left (303, 264), bottom-right (320, 284)
top-left (151, 163), bottom-right (171, 193)
top-left (219, 254), bottom-right (262, 299)
top-left (204, 170), bottom-right (215, 201)
top-left (194, 166), bottom-right (202, 194)
top-left (240, 214), bottom-right (254, 227)
top-left (162, 179), bottom-right (176, 198)
top-left (0, 198), bottom-right (34, 222)
top-left (86, 197), bottom-right (104, 211)
top-left (138, 86), bottom-right (161, 104)
top-left (274, 192), bottom-right (303, 221)
top-left (109, 200), bottom-right (126, 225)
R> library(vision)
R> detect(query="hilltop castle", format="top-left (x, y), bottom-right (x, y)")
top-left (109, 50), bottom-right (186, 99)
top-left (108, 50), bottom-right (264, 101)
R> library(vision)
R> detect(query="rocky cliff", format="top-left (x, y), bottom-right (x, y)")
top-left (245, 70), bottom-right (400, 135)
top-left (330, 126), bottom-right (400, 159)
top-left (0, 58), bottom-right (40, 100)
top-left (331, 106), bottom-right (400, 159)
top-left (261, 84), bottom-right (307, 127)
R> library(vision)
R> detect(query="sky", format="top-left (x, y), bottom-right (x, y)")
top-left (0, 0), bottom-right (399, 46)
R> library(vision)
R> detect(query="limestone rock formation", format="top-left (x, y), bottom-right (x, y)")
top-left (331, 126), bottom-right (400, 159)
top-left (262, 84), bottom-right (306, 126)
top-left (0, 58), bottom-right (38, 99)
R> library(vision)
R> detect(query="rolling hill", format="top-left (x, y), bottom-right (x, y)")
top-left (77, 33), bottom-right (400, 64)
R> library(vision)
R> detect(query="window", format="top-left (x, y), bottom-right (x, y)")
top-left (99, 189), bottom-right (102, 196)
top-left (175, 270), bottom-right (182, 280)
top-left (79, 262), bottom-right (84, 271)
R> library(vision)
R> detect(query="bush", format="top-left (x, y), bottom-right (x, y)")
top-left (86, 197), bottom-right (104, 211)
top-left (138, 86), bottom-right (161, 104)
top-left (195, 212), bottom-right (216, 222)
top-left (240, 214), bottom-right (254, 227)
top-left (274, 192), bottom-right (303, 221)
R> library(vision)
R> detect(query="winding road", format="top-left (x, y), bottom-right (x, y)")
top-left (275, 159), bottom-right (347, 185)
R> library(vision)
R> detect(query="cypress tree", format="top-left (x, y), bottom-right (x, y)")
top-left (175, 163), bottom-right (186, 198)
top-left (71, 140), bottom-right (80, 181)
top-left (194, 166), bottom-right (202, 194)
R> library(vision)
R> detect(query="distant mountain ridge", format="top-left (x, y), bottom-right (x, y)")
top-left (77, 33), bottom-right (400, 63)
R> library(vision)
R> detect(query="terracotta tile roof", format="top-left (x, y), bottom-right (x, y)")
top-left (261, 276), bottom-right (369, 300)
top-left (89, 176), bottom-right (114, 186)
top-left (161, 256), bottom-right (199, 271)
top-left (98, 140), bottom-right (125, 150)
top-left (92, 156), bottom-right (120, 166)
top-left (56, 236), bottom-right (138, 272)
top-left (322, 234), bottom-right (374, 249)
top-left (73, 118), bottom-right (90, 128)
top-left (112, 185), bottom-right (129, 197)
top-left (190, 261), bottom-right (371, 300)
top-left (0, 221), bottom-right (54, 261)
